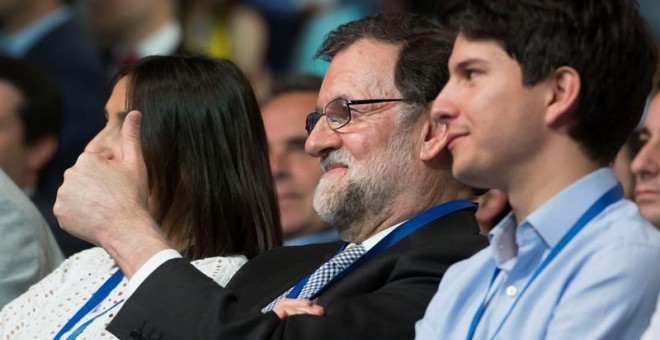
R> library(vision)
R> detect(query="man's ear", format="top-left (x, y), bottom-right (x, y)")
top-left (419, 119), bottom-right (449, 161)
top-left (545, 66), bottom-right (581, 128)
top-left (25, 135), bottom-right (58, 172)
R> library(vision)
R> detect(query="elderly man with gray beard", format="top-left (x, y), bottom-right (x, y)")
top-left (53, 13), bottom-right (488, 340)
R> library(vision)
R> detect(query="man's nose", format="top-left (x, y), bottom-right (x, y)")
top-left (305, 117), bottom-right (342, 158)
top-left (430, 93), bottom-right (460, 124)
top-left (270, 148), bottom-right (290, 180)
top-left (632, 139), bottom-right (660, 178)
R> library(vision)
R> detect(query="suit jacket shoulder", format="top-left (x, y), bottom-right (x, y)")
top-left (0, 170), bottom-right (63, 308)
top-left (108, 208), bottom-right (488, 340)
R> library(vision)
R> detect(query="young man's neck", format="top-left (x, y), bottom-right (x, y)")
top-left (506, 143), bottom-right (601, 224)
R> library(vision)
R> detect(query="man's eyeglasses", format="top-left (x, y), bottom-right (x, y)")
top-left (305, 98), bottom-right (407, 135)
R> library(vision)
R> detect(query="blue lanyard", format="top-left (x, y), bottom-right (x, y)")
top-left (64, 299), bottom-right (124, 339)
top-left (465, 184), bottom-right (623, 340)
top-left (286, 199), bottom-right (477, 299)
top-left (53, 268), bottom-right (124, 340)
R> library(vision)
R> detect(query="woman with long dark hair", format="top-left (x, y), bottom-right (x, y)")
top-left (0, 55), bottom-right (281, 339)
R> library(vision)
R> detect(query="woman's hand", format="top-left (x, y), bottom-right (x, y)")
top-left (54, 111), bottom-right (170, 278)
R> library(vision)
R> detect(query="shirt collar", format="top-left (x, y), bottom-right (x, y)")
top-left (0, 6), bottom-right (71, 57)
top-left (488, 167), bottom-right (619, 264)
top-left (488, 213), bottom-right (517, 267)
top-left (525, 167), bottom-right (618, 248)
top-left (352, 221), bottom-right (403, 251)
top-left (132, 21), bottom-right (182, 58)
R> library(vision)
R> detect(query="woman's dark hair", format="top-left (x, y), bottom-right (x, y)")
top-left (113, 55), bottom-right (281, 260)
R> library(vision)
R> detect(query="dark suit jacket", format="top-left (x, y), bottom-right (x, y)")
top-left (108, 208), bottom-right (488, 340)
top-left (22, 15), bottom-right (107, 257)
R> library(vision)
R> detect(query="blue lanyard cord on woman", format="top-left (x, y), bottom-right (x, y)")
top-left (465, 184), bottom-right (624, 340)
top-left (53, 268), bottom-right (124, 340)
top-left (286, 199), bottom-right (477, 300)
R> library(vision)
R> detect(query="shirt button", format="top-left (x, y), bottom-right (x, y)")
top-left (505, 285), bottom-right (518, 297)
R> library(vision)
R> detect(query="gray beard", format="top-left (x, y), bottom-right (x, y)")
top-left (314, 170), bottom-right (393, 242)
top-left (312, 125), bottom-right (413, 242)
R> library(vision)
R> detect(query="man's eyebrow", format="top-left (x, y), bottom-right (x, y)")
top-left (453, 58), bottom-right (487, 71)
top-left (316, 94), bottom-right (352, 111)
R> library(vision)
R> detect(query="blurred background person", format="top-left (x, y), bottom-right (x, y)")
top-left (180, 0), bottom-right (270, 102)
top-left (0, 0), bottom-right (106, 257)
top-left (635, 91), bottom-right (660, 340)
top-left (0, 55), bottom-right (282, 339)
top-left (638, 0), bottom-right (660, 45)
top-left (0, 168), bottom-right (63, 309)
top-left (261, 74), bottom-right (338, 245)
top-left (290, 0), bottom-right (437, 76)
top-left (290, 0), bottom-right (368, 76)
top-left (87, 0), bottom-right (185, 74)
top-left (245, 0), bottom-right (440, 77)
top-left (632, 91), bottom-right (660, 228)
top-left (243, 0), bottom-right (305, 76)
top-left (614, 137), bottom-right (639, 199)
top-left (0, 55), bottom-right (62, 196)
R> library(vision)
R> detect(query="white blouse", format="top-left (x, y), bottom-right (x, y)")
top-left (0, 247), bottom-right (246, 339)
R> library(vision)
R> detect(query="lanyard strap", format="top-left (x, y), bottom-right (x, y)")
top-left (466, 184), bottom-right (623, 340)
top-left (286, 199), bottom-right (477, 299)
top-left (54, 268), bottom-right (124, 340)
top-left (65, 299), bottom-right (124, 339)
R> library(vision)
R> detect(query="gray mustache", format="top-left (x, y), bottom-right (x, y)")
top-left (320, 150), bottom-right (353, 172)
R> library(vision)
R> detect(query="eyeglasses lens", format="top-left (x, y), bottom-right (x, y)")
top-left (325, 99), bottom-right (350, 129)
top-left (305, 112), bottom-right (321, 135)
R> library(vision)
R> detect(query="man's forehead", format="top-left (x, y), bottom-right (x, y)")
top-left (448, 35), bottom-right (510, 68)
top-left (318, 40), bottom-right (400, 105)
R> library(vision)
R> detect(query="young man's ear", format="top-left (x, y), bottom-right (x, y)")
top-left (545, 66), bottom-right (581, 128)
top-left (25, 135), bottom-right (58, 172)
top-left (419, 119), bottom-right (449, 161)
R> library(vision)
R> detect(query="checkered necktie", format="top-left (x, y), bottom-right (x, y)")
top-left (262, 244), bottom-right (366, 313)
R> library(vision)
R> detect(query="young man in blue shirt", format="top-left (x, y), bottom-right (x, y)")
top-left (416, 0), bottom-right (660, 339)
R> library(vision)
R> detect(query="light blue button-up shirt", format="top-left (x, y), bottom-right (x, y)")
top-left (416, 168), bottom-right (660, 339)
